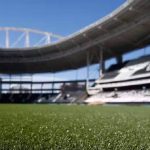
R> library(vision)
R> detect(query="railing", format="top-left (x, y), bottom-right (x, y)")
top-left (0, 79), bottom-right (95, 94)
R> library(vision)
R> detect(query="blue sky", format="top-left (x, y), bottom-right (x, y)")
top-left (0, 0), bottom-right (149, 81)
top-left (0, 0), bottom-right (125, 35)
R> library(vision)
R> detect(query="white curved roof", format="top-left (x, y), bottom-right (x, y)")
top-left (0, 0), bottom-right (150, 73)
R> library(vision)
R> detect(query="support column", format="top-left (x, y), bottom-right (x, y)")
top-left (116, 56), bottom-right (123, 65)
top-left (9, 74), bottom-right (11, 93)
top-left (41, 83), bottom-right (43, 94)
top-left (30, 82), bottom-right (33, 94)
top-left (5, 29), bottom-right (10, 48)
top-left (25, 31), bottom-right (30, 47)
top-left (75, 69), bottom-right (78, 81)
top-left (99, 49), bottom-right (105, 78)
top-left (86, 51), bottom-right (90, 90)
top-left (0, 77), bottom-right (2, 94)
top-left (144, 47), bottom-right (146, 56)
top-left (52, 82), bottom-right (54, 95)
top-left (31, 74), bottom-right (33, 94)
top-left (20, 74), bottom-right (22, 94)
top-left (51, 73), bottom-right (55, 95)
top-left (47, 34), bottom-right (51, 44)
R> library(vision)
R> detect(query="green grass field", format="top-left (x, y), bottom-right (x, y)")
top-left (0, 104), bottom-right (150, 150)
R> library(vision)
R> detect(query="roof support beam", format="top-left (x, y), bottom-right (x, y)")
top-left (25, 31), bottom-right (30, 48)
top-left (5, 29), bottom-right (9, 48)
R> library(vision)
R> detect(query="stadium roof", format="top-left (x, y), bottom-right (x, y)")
top-left (0, 0), bottom-right (150, 73)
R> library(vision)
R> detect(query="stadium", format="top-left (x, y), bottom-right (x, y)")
top-left (0, 0), bottom-right (150, 149)
top-left (0, 0), bottom-right (149, 104)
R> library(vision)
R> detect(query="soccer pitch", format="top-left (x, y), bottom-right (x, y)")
top-left (0, 104), bottom-right (150, 149)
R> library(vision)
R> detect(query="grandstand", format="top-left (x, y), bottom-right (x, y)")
top-left (0, 0), bottom-right (149, 103)
top-left (0, 79), bottom-right (94, 103)
top-left (86, 55), bottom-right (150, 104)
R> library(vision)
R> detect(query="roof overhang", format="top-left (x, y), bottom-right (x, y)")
top-left (0, 0), bottom-right (150, 73)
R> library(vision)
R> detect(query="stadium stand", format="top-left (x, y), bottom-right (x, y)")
top-left (86, 90), bottom-right (150, 104)
top-left (0, 0), bottom-right (149, 104)
top-left (96, 55), bottom-right (150, 84)
top-left (86, 55), bottom-right (150, 104)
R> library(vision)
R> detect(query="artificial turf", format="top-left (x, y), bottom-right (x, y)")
top-left (0, 104), bottom-right (150, 150)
